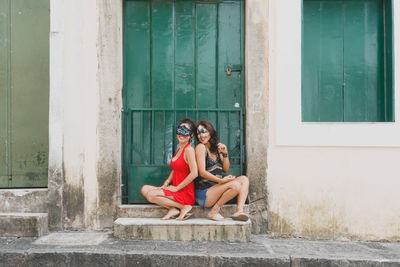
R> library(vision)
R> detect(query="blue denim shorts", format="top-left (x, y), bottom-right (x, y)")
top-left (195, 188), bottom-right (208, 208)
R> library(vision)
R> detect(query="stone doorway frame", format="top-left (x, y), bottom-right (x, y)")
top-left (48, 0), bottom-right (269, 233)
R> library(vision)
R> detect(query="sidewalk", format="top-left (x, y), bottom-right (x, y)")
top-left (1, 232), bottom-right (400, 266)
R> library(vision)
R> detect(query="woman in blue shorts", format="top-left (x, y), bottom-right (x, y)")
top-left (194, 120), bottom-right (249, 221)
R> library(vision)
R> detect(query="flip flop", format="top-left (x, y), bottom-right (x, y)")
top-left (182, 212), bottom-right (193, 220)
top-left (231, 212), bottom-right (249, 222)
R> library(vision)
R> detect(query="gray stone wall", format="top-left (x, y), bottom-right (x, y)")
top-left (245, 0), bottom-right (269, 234)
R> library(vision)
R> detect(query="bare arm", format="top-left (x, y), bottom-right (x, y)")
top-left (218, 143), bottom-right (230, 173)
top-left (195, 144), bottom-right (234, 184)
top-left (161, 171), bottom-right (173, 189)
top-left (166, 146), bottom-right (198, 192)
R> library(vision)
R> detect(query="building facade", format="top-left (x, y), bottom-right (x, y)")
top-left (0, 0), bottom-right (399, 241)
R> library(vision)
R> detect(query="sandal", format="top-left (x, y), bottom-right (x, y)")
top-left (231, 212), bottom-right (249, 222)
top-left (182, 212), bottom-right (193, 220)
top-left (207, 204), bottom-right (225, 221)
top-left (176, 205), bottom-right (193, 221)
top-left (161, 208), bottom-right (180, 220)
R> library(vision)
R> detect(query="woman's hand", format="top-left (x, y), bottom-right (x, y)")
top-left (217, 143), bottom-right (228, 154)
top-left (219, 175), bottom-right (236, 184)
top-left (166, 185), bottom-right (179, 192)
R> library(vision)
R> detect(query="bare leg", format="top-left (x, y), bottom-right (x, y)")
top-left (234, 176), bottom-right (249, 213)
top-left (140, 185), bottom-right (160, 199)
top-left (146, 189), bottom-right (184, 210)
top-left (205, 180), bottom-right (241, 208)
top-left (204, 181), bottom-right (241, 220)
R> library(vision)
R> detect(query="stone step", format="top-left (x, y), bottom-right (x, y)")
top-left (114, 217), bottom-right (251, 242)
top-left (118, 204), bottom-right (249, 219)
top-left (0, 213), bottom-right (48, 237)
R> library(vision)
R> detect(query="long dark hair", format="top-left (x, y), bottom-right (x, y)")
top-left (196, 120), bottom-right (219, 154)
top-left (178, 117), bottom-right (196, 138)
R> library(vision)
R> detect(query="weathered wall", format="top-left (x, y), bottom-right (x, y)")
top-left (95, 0), bottom-right (123, 229)
top-left (245, 0), bottom-right (269, 234)
top-left (48, 0), bottom-right (123, 230)
top-left (268, 0), bottom-right (400, 240)
top-left (48, 0), bottom-right (65, 231)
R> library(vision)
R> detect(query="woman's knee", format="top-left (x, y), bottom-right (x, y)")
top-left (228, 180), bottom-right (241, 192)
top-left (140, 185), bottom-right (150, 197)
top-left (147, 189), bottom-right (163, 202)
top-left (238, 175), bottom-right (249, 184)
top-left (146, 190), bottom-right (156, 202)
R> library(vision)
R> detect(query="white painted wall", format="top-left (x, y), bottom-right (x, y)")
top-left (268, 0), bottom-right (400, 240)
top-left (62, 0), bottom-right (99, 229)
top-left (50, 0), bottom-right (122, 230)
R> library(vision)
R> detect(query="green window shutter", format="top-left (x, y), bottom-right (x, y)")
top-left (0, 0), bottom-right (49, 188)
top-left (302, 0), bottom-right (394, 122)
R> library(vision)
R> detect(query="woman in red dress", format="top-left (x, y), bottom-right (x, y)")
top-left (141, 118), bottom-right (197, 220)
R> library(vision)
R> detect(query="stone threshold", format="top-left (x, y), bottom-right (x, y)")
top-left (118, 204), bottom-right (249, 219)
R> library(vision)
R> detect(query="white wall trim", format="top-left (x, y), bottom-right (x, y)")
top-left (270, 0), bottom-right (400, 147)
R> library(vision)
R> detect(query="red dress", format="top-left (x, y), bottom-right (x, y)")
top-left (162, 143), bottom-right (195, 205)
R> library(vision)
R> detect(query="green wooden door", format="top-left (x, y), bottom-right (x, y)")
top-left (302, 0), bottom-right (393, 122)
top-left (123, 0), bottom-right (244, 203)
top-left (0, 0), bottom-right (49, 188)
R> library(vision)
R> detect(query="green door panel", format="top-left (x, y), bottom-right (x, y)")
top-left (0, 0), bottom-right (49, 188)
top-left (124, 0), bottom-right (151, 109)
top-left (196, 3), bottom-right (217, 108)
top-left (0, 0), bottom-right (10, 187)
top-left (123, 0), bottom-right (244, 203)
top-left (302, 0), bottom-right (394, 122)
top-left (151, 1), bottom-right (175, 109)
top-left (174, 0), bottom-right (195, 108)
top-left (217, 1), bottom-right (243, 109)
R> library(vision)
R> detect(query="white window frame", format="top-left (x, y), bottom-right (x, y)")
top-left (270, 0), bottom-right (400, 147)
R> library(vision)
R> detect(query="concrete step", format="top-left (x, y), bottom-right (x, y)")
top-left (118, 204), bottom-right (249, 219)
top-left (114, 218), bottom-right (251, 242)
top-left (0, 213), bottom-right (48, 237)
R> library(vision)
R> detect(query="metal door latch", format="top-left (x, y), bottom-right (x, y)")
top-left (225, 64), bottom-right (242, 76)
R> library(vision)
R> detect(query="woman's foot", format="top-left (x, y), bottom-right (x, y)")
top-left (161, 208), bottom-right (180, 220)
top-left (207, 203), bottom-right (224, 221)
top-left (231, 209), bottom-right (249, 221)
top-left (176, 205), bottom-right (193, 220)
